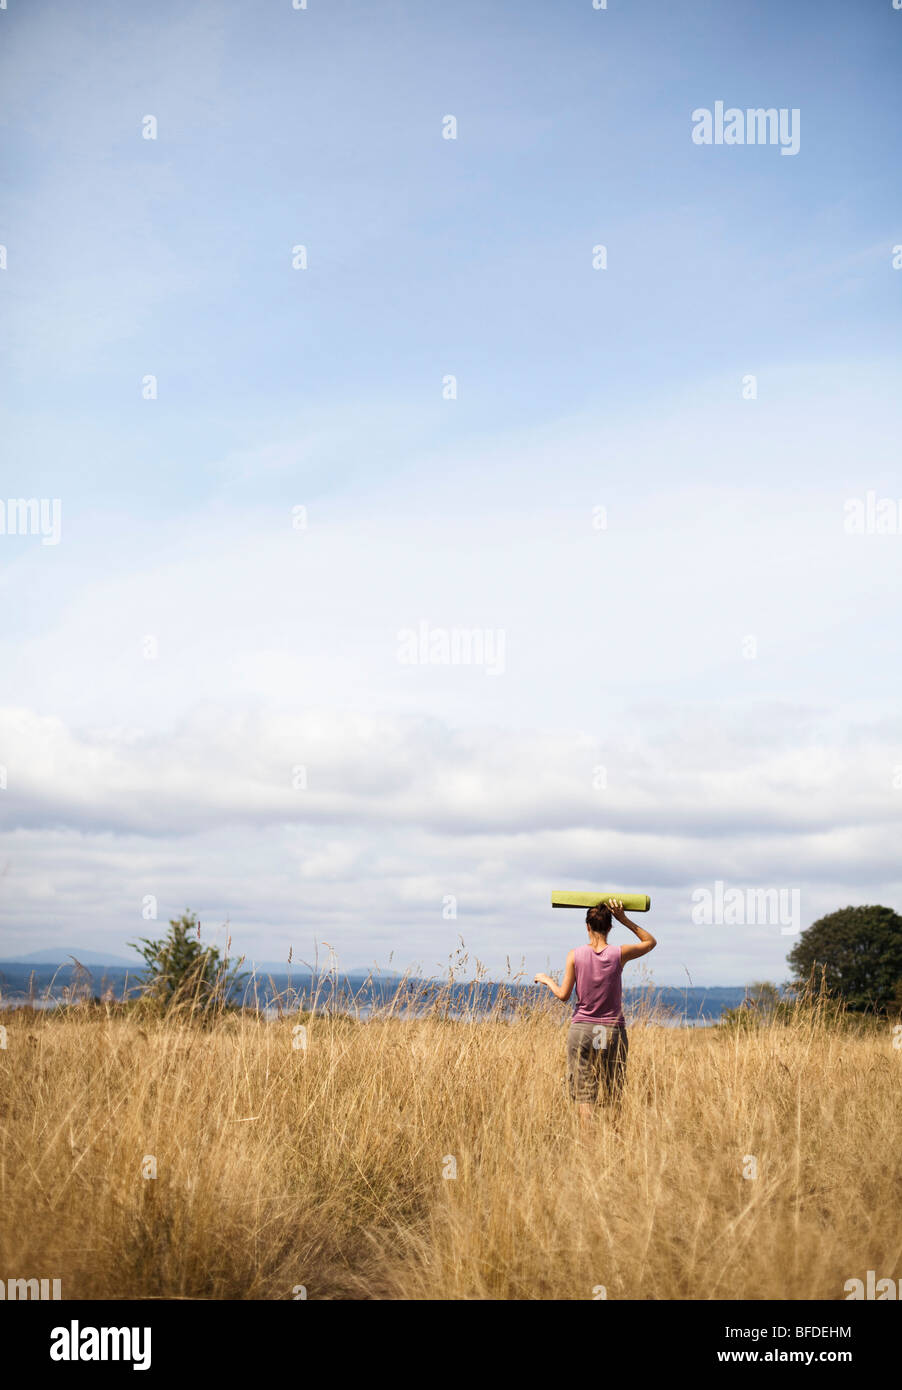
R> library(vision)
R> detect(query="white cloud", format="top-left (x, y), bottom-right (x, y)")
top-left (1, 699), bottom-right (900, 983)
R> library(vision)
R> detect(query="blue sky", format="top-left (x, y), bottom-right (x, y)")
top-left (1, 0), bottom-right (901, 985)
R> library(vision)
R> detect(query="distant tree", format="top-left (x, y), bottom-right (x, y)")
top-left (720, 980), bottom-right (788, 1028)
top-left (744, 981), bottom-right (781, 1014)
top-left (128, 910), bottom-right (245, 1012)
top-left (787, 905), bottom-right (902, 1014)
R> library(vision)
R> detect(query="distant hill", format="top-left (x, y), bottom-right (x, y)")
top-left (6, 948), bottom-right (138, 967)
top-left (243, 961), bottom-right (407, 978)
top-left (3, 948), bottom-right (406, 974)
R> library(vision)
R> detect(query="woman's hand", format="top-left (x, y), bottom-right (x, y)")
top-left (606, 897), bottom-right (629, 924)
top-left (534, 972), bottom-right (553, 986)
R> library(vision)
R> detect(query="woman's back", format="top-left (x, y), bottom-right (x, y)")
top-left (571, 942), bottom-right (624, 1026)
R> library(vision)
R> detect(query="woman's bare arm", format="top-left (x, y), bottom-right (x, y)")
top-left (607, 898), bottom-right (657, 963)
top-left (534, 949), bottom-right (576, 1001)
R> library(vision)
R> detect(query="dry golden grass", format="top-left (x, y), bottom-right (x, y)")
top-left (1, 986), bottom-right (899, 1300)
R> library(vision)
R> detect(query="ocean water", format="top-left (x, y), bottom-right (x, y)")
top-left (0, 963), bottom-right (740, 1024)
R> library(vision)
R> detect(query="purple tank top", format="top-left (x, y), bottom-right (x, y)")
top-left (571, 943), bottom-right (624, 1026)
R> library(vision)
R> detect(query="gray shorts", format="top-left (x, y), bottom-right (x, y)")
top-left (566, 1022), bottom-right (628, 1104)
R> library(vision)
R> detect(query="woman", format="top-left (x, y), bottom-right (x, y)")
top-left (534, 897), bottom-right (657, 1119)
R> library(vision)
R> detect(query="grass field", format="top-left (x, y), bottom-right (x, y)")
top-left (1, 982), bottom-right (899, 1301)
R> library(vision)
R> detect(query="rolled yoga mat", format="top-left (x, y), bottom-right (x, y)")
top-left (551, 890), bottom-right (651, 912)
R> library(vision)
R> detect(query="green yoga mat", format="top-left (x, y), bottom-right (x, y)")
top-left (551, 890), bottom-right (651, 912)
